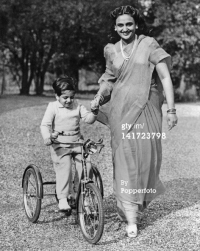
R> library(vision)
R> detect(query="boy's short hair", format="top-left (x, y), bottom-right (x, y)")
top-left (52, 76), bottom-right (76, 96)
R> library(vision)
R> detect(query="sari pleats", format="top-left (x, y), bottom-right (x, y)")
top-left (114, 88), bottom-right (165, 210)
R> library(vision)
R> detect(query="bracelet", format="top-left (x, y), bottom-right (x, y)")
top-left (167, 108), bottom-right (176, 113)
top-left (91, 109), bottom-right (99, 115)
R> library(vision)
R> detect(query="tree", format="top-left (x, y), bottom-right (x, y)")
top-left (151, 0), bottom-right (200, 100)
top-left (0, 0), bottom-right (77, 95)
top-left (52, 0), bottom-right (141, 80)
top-left (0, 0), bottom-right (145, 95)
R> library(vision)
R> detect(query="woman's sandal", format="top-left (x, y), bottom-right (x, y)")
top-left (126, 225), bottom-right (138, 238)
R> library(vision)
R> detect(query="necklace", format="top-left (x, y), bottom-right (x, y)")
top-left (120, 36), bottom-right (137, 61)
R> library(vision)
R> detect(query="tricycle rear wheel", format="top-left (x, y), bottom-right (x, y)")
top-left (23, 166), bottom-right (42, 223)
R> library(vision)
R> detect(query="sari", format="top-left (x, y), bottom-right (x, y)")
top-left (97, 35), bottom-right (171, 213)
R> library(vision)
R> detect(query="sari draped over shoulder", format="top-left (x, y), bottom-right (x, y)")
top-left (97, 35), bottom-right (171, 209)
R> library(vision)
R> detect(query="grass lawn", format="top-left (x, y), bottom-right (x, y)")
top-left (0, 95), bottom-right (200, 251)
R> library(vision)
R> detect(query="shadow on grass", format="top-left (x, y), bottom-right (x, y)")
top-left (37, 202), bottom-right (76, 224)
top-left (37, 214), bottom-right (67, 224)
top-left (138, 178), bottom-right (200, 229)
top-left (19, 177), bottom-right (200, 245)
top-left (99, 177), bottom-right (200, 244)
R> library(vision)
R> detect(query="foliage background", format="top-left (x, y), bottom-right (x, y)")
top-left (0, 0), bottom-right (200, 100)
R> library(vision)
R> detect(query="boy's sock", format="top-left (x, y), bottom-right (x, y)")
top-left (59, 198), bottom-right (71, 210)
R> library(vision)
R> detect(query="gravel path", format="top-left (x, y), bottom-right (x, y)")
top-left (0, 96), bottom-right (200, 250)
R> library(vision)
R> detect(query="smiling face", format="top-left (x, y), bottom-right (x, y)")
top-left (56, 91), bottom-right (75, 109)
top-left (115, 14), bottom-right (136, 43)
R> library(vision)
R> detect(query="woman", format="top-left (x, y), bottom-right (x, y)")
top-left (91, 5), bottom-right (178, 237)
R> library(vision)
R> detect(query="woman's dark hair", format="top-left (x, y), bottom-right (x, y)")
top-left (109, 5), bottom-right (151, 43)
top-left (52, 76), bottom-right (76, 96)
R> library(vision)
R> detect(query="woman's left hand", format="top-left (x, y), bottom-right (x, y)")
top-left (167, 113), bottom-right (178, 130)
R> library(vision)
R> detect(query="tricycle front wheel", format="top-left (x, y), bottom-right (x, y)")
top-left (92, 164), bottom-right (104, 198)
top-left (78, 183), bottom-right (104, 244)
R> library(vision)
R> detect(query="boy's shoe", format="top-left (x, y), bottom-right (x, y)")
top-left (67, 194), bottom-right (76, 209)
top-left (59, 198), bottom-right (71, 216)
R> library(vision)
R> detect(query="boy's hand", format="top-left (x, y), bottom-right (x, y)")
top-left (51, 131), bottom-right (59, 139)
top-left (91, 99), bottom-right (99, 115)
top-left (44, 138), bottom-right (52, 146)
top-left (91, 99), bottom-right (99, 111)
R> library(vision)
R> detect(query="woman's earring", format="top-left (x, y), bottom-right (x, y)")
top-left (136, 25), bottom-right (138, 29)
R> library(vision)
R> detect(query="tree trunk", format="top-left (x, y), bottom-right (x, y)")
top-left (1, 62), bottom-right (6, 95)
top-left (35, 72), bottom-right (40, 95)
top-left (69, 56), bottom-right (79, 89)
top-left (20, 52), bottom-right (31, 95)
top-left (20, 69), bottom-right (29, 95)
top-left (35, 70), bottom-right (45, 95)
top-left (36, 73), bottom-right (45, 95)
top-left (175, 73), bottom-right (186, 101)
top-left (177, 74), bottom-right (186, 96)
top-left (28, 52), bottom-right (36, 93)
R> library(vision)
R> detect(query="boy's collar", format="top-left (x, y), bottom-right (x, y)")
top-left (57, 100), bottom-right (64, 108)
top-left (56, 99), bottom-right (76, 108)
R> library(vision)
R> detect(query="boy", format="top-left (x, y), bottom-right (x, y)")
top-left (40, 76), bottom-right (98, 213)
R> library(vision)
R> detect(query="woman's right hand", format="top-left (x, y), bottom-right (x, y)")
top-left (167, 113), bottom-right (178, 130)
